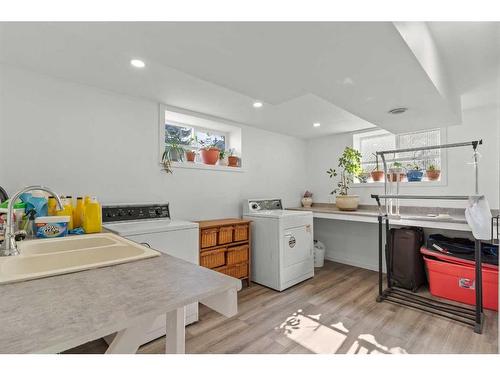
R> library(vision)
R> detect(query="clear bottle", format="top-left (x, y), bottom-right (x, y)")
top-left (82, 196), bottom-right (102, 234)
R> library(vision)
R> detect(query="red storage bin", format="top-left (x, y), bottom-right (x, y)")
top-left (421, 247), bottom-right (498, 311)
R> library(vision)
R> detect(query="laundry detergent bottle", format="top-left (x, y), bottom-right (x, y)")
top-left (82, 196), bottom-right (102, 234)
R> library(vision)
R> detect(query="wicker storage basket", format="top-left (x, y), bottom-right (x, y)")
top-left (201, 228), bottom-right (218, 248)
top-left (200, 247), bottom-right (226, 268)
top-left (214, 263), bottom-right (248, 279)
top-left (218, 226), bottom-right (234, 245)
top-left (234, 224), bottom-right (249, 242)
top-left (226, 244), bottom-right (249, 265)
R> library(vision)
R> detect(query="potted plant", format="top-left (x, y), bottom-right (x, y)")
top-left (186, 149), bottom-right (196, 162)
top-left (406, 162), bottom-right (424, 182)
top-left (426, 164), bottom-right (441, 181)
top-left (371, 153), bottom-right (385, 182)
top-left (161, 139), bottom-right (185, 174)
top-left (218, 149), bottom-right (229, 166)
top-left (198, 136), bottom-right (220, 165)
top-left (389, 161), bottom-right (406, 182)
top-left (358, 168), bottom-right (371, 183)
top-left (327, 146), bottom-right (362, 211)
top-left (301, 191), bottom-right (313, 208)
top-left (227, 149), bottom-right (239, 167)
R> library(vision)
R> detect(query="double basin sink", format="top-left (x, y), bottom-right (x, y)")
top-left (0, 233), bottom-right (160, 284)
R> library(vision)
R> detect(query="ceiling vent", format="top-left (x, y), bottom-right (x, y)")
top-left (388, 107), bottom-right (408, 115)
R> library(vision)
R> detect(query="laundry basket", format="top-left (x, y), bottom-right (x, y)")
top-left (314, 240), bottom-right (326, 267)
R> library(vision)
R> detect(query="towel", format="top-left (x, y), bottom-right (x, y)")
top-left (465, 196), bottom-right (492, 240)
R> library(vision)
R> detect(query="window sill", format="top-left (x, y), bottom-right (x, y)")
top-left (167, 161), bottom-right (245, 173)
top-left (351, 179), bottom-right (447, 188)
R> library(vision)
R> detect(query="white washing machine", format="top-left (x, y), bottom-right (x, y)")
top-left (243, 198), bottom-right (314, 291)
top-left (102, 203), bottom-right (199, 344)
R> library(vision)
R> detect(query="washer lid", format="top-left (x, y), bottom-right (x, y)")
top-left (103, 219), bottom-right (198, 236)
top-left (244, 209), bottom-right (312, 219)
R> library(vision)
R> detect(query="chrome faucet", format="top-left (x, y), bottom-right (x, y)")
top-left (0, 185), bottom-right (64, 256)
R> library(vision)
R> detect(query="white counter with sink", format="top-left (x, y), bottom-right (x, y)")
top-left (0, 234), bottom-right (241, 354)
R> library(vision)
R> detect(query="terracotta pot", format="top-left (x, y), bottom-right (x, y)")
top-left (186, 150), bottom-right (196, 162)
top-left (200, 148), bottom-right (220, 165)
top-left (228, 156), bottom-right (239, 167)
top-left (371, 170), bottom-right (385, 182)
top-left (335, 195), bottom-right (360, 211)
top-left (301, 197), bottom-right (313, 208)
top-left (389, 173), bottom-right (406, 182)
top-left (426, 169), bottom-right (441, 181)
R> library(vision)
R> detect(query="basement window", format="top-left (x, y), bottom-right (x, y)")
top-left (158, 104), bottom-right (243, 172)
top-left (353, 128), bottom-right (445, 184)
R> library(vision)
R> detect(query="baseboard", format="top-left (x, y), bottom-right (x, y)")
top-left (324, 254), bottom-right (383, 273)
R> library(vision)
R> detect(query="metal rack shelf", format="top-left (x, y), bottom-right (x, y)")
top-left (371, 139), bottom-right (487, 334)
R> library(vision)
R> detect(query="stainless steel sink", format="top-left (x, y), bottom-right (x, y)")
top-left (0, 233), bottom-right (160, 284)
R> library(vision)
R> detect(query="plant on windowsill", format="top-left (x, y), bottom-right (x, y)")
top-left (406, 162), bottom-right (424, 182)
top-left (370, 153), bottom-right (385, 182)
top-left (358, 168), bottom-right (371, 183)
top-left (327, 146), bottom-right (362, 211)
top-left (218, 149), bottom-right (229, 166)
top-left (389, 161), bottom-right (406, 182)
top-left (186, 149), bottom-right (197, 162)
top-left (227, 148), bottom-right (240, 167)
top-left (198, 136), bottom-right (220, 165)
top-left (426, 164), bottom-right (441, 181)
top-left (162, 139), bottom-right (186, 174)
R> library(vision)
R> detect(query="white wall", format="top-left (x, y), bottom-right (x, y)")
top-left (0, 64), bottom-right (307, 220)
top-left (306, 106), bottom-right (500, 209)
top-left (306, 103), bottom-right (499, 266)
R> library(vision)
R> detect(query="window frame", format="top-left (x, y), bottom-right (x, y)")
top-left (164, 120), bottom-right (230, 152)
top-left (352, 127), bottom-right (448, 187)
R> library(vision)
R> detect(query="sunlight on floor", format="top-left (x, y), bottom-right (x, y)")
top-left (277, 309), bottom-right (347, 354)
top-left (276, 309), bottom-right (409, 354)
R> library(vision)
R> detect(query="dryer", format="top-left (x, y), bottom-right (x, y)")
top-left (243, 198), bottom-right (314, 291)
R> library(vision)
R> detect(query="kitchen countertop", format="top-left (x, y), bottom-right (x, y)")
top-left (0, 253), bottom-right (241, 354)
top-left (288, 203), bottom-right (474, 231)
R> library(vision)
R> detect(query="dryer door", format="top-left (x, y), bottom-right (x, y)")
top-left (283, 224), bottom-right (312, 267)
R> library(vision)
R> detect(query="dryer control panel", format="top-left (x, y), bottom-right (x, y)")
top-left (246, 199), bottom-right (283, 213)
top-left (102, 203), bottom-right (170, 222)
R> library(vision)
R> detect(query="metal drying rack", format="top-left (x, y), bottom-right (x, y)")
top-left (371, 139), bottom-right (491, 334)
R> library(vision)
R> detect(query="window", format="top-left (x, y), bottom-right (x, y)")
top-left (165, 122), bottom-right (227, 151)
top-left (353, 128), bottom-right (443, 182)
top-left (158, 104), bottom-right (243, 172)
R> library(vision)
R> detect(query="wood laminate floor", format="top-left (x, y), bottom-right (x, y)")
top-left (66, 261), bottom-right (498, 354)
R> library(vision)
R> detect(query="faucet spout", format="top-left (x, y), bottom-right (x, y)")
top-left (1, 185), bottom-right (63, 256)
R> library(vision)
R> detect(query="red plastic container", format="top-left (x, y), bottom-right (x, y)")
top-left (420, 247), bottom-right (498, 311)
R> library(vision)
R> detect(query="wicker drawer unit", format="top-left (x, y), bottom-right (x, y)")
top-left (197, 218), bottom-right (252, 287)
top-left (234, 224), bottom-right (249, 242)
top-left (218, 226), bottom-right (234, 245)
top-left (227, 244), bottom-right (249, 265)
top-left (200, 247), bottom-right (226, 268)
top-left (200, 228), bottom-right (218, 248)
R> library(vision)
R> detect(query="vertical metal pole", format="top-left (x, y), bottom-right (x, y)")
top-left (474, 150), bottom-right (479, 195)
top-left (474, 239), bottom-right (483, 333)
top-left (381, 153), bottom-right (388, 214)
top-left (385, 216), bottom-right (391, 289)
top-left (377, 215), bottom-right (383, 301)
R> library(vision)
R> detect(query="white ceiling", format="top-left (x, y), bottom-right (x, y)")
top-left (0, 22), bottom-right (498, 138)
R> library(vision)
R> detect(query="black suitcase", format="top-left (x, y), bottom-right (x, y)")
top-left (387, 227), bottom-right (426, 292)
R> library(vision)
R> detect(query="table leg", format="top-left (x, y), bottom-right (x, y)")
top-left (165, 307), bottom-right (185, 354)
top-left (105, 317), bottom-right (153, 354)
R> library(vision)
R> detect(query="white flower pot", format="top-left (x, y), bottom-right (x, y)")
top-left (335, 195), bottom-right (360, 211)
top-left (301, 197), bottom-right (313, 208)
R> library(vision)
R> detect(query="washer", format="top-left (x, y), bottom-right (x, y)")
top-left (243, 198), bottom-right (314, 291)
top-left (102, 203), bottom-right (199, 344)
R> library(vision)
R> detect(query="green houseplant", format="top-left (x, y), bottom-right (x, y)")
top-left (162, 139), bottom-right (186, 174)
top-left (227, 148), bottom-right (239, 167)
top-left (406, 162), bottom-right (424, 182)
top-left (426, 164), bottom-right (441, 181)
top-left (389, 161), bottom-right (406, 182)
top-left (327, 147), bottom-right (362, 211)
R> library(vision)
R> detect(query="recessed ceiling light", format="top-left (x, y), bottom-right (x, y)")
top-left (313, 123), bottom-right (321, 128)
top-left (388, 107), bottom-right (408, 115)
top-left (130, 59), bottom-right (146, 68)
top-left (253, 101), bottom-right (263, 108)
